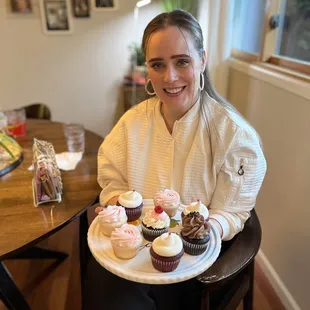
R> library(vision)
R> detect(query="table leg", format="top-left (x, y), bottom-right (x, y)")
top-left (0, 262), bottom-right (31, 310)
top-left (80, 210), bottom-right (91, 297)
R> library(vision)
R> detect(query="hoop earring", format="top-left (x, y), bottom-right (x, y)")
top-left (145, 79), bottom-right (156, 95)
top-left (199, 72), bottom-right (205, 91)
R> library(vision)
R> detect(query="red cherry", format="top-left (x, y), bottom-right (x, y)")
top-left (154, 206), bottom-right (163, 214)
top-left (197, 199), bottom-right (200, 202)
top-left (133, 189), bottom-right (136, 192)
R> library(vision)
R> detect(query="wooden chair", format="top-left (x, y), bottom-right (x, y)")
top-left (198, 209), bottom-right (261, 310)
top-left (24, 103), bottom-right (51, 120)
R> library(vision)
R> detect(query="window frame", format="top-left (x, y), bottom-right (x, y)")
top-left (231, 0), bottom-right (310, 80)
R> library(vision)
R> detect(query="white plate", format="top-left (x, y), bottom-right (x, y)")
top-left (87, 201), bottom-right (221, 284)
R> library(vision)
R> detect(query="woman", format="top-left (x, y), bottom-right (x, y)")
top-left (85, 9), bottom-right (266, 310)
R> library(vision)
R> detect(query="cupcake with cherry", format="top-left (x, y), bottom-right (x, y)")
top-left (117, 190), bottom-right (143, 222)
top-left (96, 205), bottom-right (128, 237)
top-left (150, 232), bottom-right (184, 272)
top-left (153, 189), bottom-right (180, 217)
top-left (181, 199), bottom-right (209, 224)
top-left (141, 206), bottom-right (170, 241)
top-left (180, 211), bottom-right (211, 256)
top-left (110, 224), bottom-right (143, 259)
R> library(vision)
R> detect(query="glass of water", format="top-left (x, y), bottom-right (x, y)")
top-left (64, 123), bottom-right (85, 153)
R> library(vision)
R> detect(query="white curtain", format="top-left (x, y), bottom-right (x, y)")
top-left (198, 0), bottom-right (235, 99)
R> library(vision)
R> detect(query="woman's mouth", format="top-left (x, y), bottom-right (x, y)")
top-left (163, 86), bottom-right (186, 96)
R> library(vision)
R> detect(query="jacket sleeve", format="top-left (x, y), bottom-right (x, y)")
top-left (209, 127), bottom-right (267, 240)
top-left (97, 125), bottom-right (128, 206)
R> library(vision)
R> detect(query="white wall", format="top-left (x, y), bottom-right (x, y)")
top-left (228, 66), bottom-right (310, 310)
top-left (0, 0), bottom-right (161, 137)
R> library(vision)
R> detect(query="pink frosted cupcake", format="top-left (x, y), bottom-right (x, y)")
top-left (117, 190), bottom-right (143, 222)
top-left (97, 205), bottom-right (128, 237)
top-left (153, 189), bottom-right (180, 217)
top-left (181, 200), bottom-right (209, 224)
top-left (110, 224), bottom-right (143, 259)
top-left (141, 206), bottom-right (170, 241)
top-left (150, 232), bottom-right (184, 272)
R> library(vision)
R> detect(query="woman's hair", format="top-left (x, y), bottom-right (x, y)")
top-left (142, 9), bottom-right (260, 156)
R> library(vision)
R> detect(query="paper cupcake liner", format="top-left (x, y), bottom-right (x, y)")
top-left (141, 224), bottom-right (168, 242)
top-left (150, 256), bottom-right (182, 272)
top-left (124, 204), bottom-right (143, 222)
top-left (99, 220), bottom-right (126, 237)
top-left (181, 236), bottom-right (209, 256)
top-left (111, 242), bottom-right (141, 260)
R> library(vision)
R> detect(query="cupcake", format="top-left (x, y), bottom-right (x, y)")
top-left (153, 189), bottom-right (180, 217)
top-left (110, 224), bottom-right (143, 259)
top-left (97, 205), bottom-right (128, 237)
top-left (150, 232), bottom-right (184, 272)
top-left (141, 206), bottom-right (170, 241)
top-left (181, 199), bottom-right (209, 223)
top-left (181, 212), bottom-right (211, 256)
top-left (117, 190), bottom-right (143, 222)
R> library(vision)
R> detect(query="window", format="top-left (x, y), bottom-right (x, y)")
top-left (276, 0), bottom-right (310, 63)
top-left (232, 0), bottom-right (310, 77)
top-left (232, 0), bottom-right (266, 55)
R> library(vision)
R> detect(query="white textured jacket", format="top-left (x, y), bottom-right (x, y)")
top-left (98, 95), bottom-right (267, 240)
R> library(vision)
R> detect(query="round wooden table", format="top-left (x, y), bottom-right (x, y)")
top-left (0, 119), bottom-right (103, 309)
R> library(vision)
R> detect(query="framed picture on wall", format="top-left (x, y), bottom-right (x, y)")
top-left (92, 0), bottom-right (118, 11)
top-left (40, 0), bottom-right (73, 35)
top-left (10, 0), bottom-right (32, 13)
top-left (72, 0), bottom-right (90, 18)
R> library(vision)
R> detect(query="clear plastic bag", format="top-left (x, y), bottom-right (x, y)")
top-left (32, 138), bottom-right (63, 206)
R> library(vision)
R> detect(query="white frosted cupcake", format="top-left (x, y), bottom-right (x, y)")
top-left (181, 200), bottom-right (209, 223)
top-left (110, 224), bottom-right (143, 259)
top-left (117, 190), bottom-right (143, 222)
top-left (153, 189), bottom-right (180, 217)
top-left (98, 205), bottom-right (127, 237)
top-left (150, 232), bottom-right (184, 272)
top-left (141, 206), bottom-right (170, 241)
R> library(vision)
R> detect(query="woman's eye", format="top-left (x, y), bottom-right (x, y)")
top-left (177, 59), bottom-right (190, 67)
top-left (151, 63), bottom-right (165, 69)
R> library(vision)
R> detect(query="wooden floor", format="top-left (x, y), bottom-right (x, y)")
top-left (0, 205), bottom-right (285, 310)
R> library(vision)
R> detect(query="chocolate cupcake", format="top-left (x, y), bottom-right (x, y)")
top-left (181, 212), bottom-right (210, 256)
top-left (150, 232), bottom-right (184, 272)
top-left (181, 200), bottom-right (209, 224)
top-left (141, 206), bottom-right (170, 241)
top-left (117, 190), bottom-right (143, 222)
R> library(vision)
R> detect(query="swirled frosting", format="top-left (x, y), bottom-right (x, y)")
top-left (182, 212), bottom-right (210, 239)
top-left (154, 189), bottom-right (180, 208)
top-left (152, 233), bottom-right (183, 257)
top-left (183, 200), bottom-right (209, 220)
top-left (118, 190), bottom-right (143, 209)
top-left (142, 208), bottom-right (170, 229)
top-left (98, 205), bottom-right (127, 223)
top-left (110, 224), bottom-right (142, 247)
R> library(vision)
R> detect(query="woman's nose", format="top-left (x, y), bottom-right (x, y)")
top-left (163, 65), bottom-right (178, 83)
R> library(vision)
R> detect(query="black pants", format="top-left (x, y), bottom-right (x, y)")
top-left (83, 256), bottom-right (203, 310)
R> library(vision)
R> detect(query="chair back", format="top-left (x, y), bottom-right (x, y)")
top-left (24, 104), bottom-right (51, 120)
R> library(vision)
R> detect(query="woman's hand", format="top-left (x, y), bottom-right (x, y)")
top-left (95, 196), bottom-right (120, 214)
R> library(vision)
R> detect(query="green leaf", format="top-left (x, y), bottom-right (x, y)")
top-left (170, 218), bottom-right (180, 228)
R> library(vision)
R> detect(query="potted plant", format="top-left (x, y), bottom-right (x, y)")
top-left (128, 42), bottom-right (147, 85)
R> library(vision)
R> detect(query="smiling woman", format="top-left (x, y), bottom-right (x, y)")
top-left (92, 9), bottom-right (267, 310)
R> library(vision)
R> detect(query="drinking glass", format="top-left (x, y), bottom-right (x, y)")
top-left (64, 123), bottom-right (85, 153)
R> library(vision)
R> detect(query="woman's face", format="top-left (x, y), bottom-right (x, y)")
top-left (146, 26), bottom-right (205, 114)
